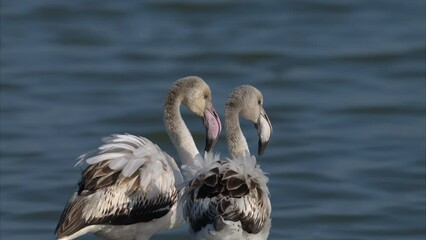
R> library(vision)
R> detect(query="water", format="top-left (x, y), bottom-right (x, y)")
top-left (1, 0), bottom-right (425, 239)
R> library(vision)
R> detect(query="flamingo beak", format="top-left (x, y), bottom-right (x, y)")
top-left (255, 108), bottom-right (272, 156)
top-left (203, 103), bottom-right (222, 152)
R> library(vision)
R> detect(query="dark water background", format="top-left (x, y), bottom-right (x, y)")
top-left (1, 0), bottom-right (425, 239)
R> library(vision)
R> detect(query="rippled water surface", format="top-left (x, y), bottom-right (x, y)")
top-left (1, 1), bottom-right (425, 239)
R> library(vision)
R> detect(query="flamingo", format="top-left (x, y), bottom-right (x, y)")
top-left (55, 76), bottom-right (222, 240)
top-left (182, 85), bottom-right (272, 240)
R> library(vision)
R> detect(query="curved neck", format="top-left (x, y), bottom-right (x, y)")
top-left (225, 106), bottom-right (249, 158)
top-left (163, 90), bottom-right (199, 168)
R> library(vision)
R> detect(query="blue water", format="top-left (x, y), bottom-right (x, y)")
top-left (1, 0), bottom-right (425, 239)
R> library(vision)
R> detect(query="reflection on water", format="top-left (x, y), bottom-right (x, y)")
top-left (1, 0), bottom-right (425, 239)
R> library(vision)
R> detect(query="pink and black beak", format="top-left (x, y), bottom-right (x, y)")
top-left (203, 103), bottom-right (222, 152)
top-left (254, 107), bottom-right (272, 156)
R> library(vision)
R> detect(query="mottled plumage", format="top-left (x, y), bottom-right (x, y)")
top-left (183, 155), bottom-right (271, 240)
top-left (55, 134), bottom-right (183, 240)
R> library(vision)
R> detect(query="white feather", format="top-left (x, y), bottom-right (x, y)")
top-left (99, 143), bottom-right (135, 152)
top-left (121, 156), bottom-right (146, 177)
top-left (181, 151), bottom-right (221, 180)
top-left (85, 152), bottom-right (128, 165)
top-left (108, 157), bottom-right (128, 170)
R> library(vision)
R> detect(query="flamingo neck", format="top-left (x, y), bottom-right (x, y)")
top-left (163, 90), bottom-right (200, 169)
top-left (225, 107), bottom-right (249, 158)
